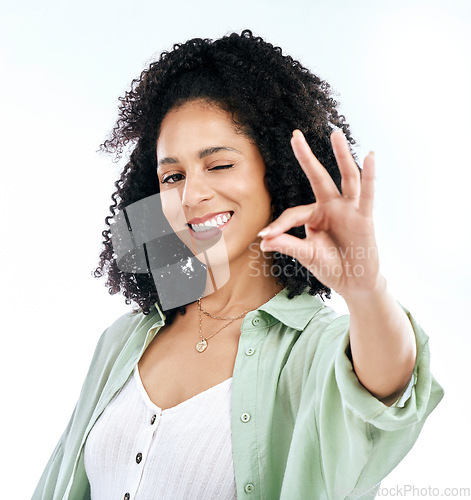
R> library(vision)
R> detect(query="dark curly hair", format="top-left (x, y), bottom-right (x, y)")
top-left (93, 29), bottom-right (358, 325)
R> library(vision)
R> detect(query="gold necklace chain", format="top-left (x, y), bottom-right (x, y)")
top-left (198, 304), bottom-right (247, 321)
top-left (195, 292), bottom-right (279, 353)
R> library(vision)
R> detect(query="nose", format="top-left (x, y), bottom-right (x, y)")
top-left (181, 171), bottom-right (214, 208)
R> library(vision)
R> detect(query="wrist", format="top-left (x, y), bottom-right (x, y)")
top-left (340, 273), bottom-right (387, 307)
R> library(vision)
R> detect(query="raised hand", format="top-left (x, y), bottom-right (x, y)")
top-left (258, 129), bottom-right (380, 300)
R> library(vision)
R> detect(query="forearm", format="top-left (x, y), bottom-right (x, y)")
top-left (344, 275), bottom-right (417, 405)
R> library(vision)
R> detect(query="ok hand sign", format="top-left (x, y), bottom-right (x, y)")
top-left (258, 129), bottom-right (380, 301)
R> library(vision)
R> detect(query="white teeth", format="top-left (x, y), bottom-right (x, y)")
top-left (190, 212), bottom-right (232, 232)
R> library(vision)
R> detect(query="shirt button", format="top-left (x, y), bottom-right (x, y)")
top-left (150, 414), bottom-right (156, 425)
top-left (136, 452), bottom-right (142, 464)
top-left (124, 494), bottom-right (130, 500)
top-left (240, 412), bottom-right (251, 422)
top-left (244, 483), bottom-right (254, 493)
top-left (252, 318), bottom-right (260, 326)
top-left (245, 347), bottom-right (255, 356)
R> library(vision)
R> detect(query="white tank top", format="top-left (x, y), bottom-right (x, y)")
top-left (84, 366), bottom-right (237, 499)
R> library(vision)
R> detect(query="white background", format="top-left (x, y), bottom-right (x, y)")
top-left (1, 0), bottom-right (470, 498)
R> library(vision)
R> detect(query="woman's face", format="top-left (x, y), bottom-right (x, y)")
top-left (156, 99), bottom-right (273, 269)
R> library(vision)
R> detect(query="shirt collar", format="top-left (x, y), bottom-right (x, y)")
top-left (153, 286), bottom-right (326, 332)
top-left (152, 303), bottom-right (166, 325)
top-left (257, 286), bottom-right (325, 331)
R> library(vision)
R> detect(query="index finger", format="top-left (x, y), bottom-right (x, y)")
top-left (291, 130), bottom-right (340, 203)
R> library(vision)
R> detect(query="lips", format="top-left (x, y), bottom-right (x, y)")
top-left (188, 211), bottom-right (233, 226)
top-left (187, 211), bottom-right (233, 231)
top-left (187, 211), bottom-right (233, 240)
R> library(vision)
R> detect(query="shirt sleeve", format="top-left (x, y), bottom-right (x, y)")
top-left (31, 405), bottom-right (91, 500)
top-left (31, 316), bottom-right (126, 499)
top-left (310, 304), bottom-right (444, 499)
top-left (31, 309), bottom-right (162, 500)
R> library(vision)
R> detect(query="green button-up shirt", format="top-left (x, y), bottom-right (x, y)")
top-left (32, 287), bottom-right (444, 499)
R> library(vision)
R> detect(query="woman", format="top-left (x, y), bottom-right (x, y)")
top-left (33, 30), bottom-right (443, 499)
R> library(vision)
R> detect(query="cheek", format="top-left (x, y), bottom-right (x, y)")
top-left (240, 174), bottom-right (272, 212)
top-left (160, 189), bottom-right (197, 253)
top-left (160, 189), bottom-right (186, 231)
top-left (232, 172), bottom-right (270, 201)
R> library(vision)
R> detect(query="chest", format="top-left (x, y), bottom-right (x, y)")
top-left (138, 317), bottom-right (242, 411)
top-left (84, 365), bottom-right (237, 500)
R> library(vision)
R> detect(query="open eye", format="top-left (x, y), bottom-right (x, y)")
top-left (161, 173), bottom-right (184, 185)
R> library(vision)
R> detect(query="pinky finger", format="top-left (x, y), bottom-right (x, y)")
top-left (359, 151), bottom-right (375, 216)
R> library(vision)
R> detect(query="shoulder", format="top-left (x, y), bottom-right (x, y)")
top-left (262, 289), bottom-right (347, 365)
top-left (295, 300), bottom-right (348, 362)
top-left (92, 306), bottom-right (164, 364)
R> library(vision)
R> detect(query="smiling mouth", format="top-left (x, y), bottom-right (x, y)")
top-left (187, 211), bottom-right (234, 233)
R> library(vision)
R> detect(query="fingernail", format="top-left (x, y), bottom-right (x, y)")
top-left (369, 151), bottom-right (375, 159)
top-left (257, 227), bottom-right (271, 238)
top-left (292, 129), bottom-right (304, 139)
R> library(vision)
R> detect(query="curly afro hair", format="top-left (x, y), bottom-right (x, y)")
top-left (94, 29), bottom-right (358, 324)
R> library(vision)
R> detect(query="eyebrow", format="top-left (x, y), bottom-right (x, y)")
top-left (157, 146), bottom-right (242, 169)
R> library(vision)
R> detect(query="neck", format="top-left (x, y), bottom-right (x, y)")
top-left (196, 246), bottom-right (283, 318)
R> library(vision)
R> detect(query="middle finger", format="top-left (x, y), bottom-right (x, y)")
top-left (291, 130), bottom-right (340, 203)
top-left (330, 129), bottom-right (361, 199)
